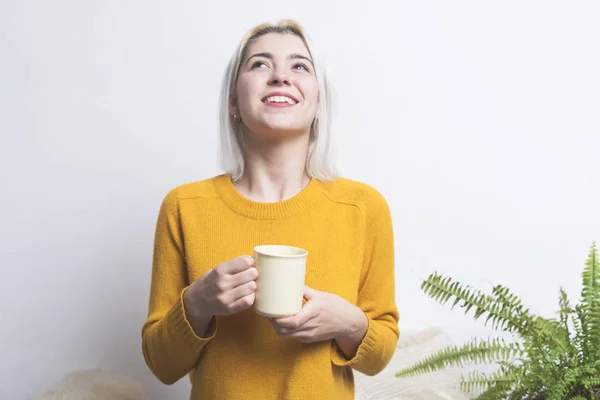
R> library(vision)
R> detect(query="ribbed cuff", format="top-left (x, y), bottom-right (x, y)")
top-left (165, 287), bottom-right (217, 349)
top-left (331, 316), bottom-right (376, 368)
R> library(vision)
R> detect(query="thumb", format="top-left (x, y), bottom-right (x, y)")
top-left (303, 285), bottom-right (318, 301)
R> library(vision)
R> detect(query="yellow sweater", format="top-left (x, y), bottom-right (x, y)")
top-left (141, 174), bottom-right (400, 399)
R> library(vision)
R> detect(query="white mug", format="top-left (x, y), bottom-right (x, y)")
top-left (253, 245), bottom-right (308, 318)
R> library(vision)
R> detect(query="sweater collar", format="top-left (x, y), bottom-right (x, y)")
top-left (213, 174), bottom-right (325, 219)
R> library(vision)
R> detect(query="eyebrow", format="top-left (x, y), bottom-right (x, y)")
top-left (246, 52), bottom-right (314, 66)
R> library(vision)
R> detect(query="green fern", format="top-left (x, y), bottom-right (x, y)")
top-left (476, 383), bottom-right (512, 400)
top-left (459, 367), bottom-right (519, 393)
top-left (395, 337), bottom-right (522, 378)
top-left (580, 242), bottom-right (600, 362)
top-left (396, 242), bottom-right (600, 399)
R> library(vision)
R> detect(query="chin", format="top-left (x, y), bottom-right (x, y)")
top-left (249, 126), bottom-right (308, 143)
top-left (245, 120), bottom-right (309, 142)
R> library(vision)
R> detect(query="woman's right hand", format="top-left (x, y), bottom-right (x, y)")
top-left (183, 255), bottom-right (258, 327)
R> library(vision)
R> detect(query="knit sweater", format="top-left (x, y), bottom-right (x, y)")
top-left (141, 174), bottom-right (400, 399)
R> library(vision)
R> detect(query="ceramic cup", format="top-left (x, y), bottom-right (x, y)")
top-left (253, 245), bottom-right (308, 318)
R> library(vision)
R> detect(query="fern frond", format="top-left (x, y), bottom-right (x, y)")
top-left (572, 307), bottom-right (586, 362)
top-left (558, 287), bottom-right (573, 343)
top-left (533, 317), bottom-right (572, 355)
top-left (395, 337), bottom-right (522, 378)
top-left (459, 367), bottom-right (518, 393)
top-left (488, 284), bottom-right (533, 331)
top-left (583, 377), bottom-right (600, 387)
top-left (546, 366), bottom-right (588, 400)
top-left (580, 242), bottom-right (600, 361)
top-left (420, 273), bottom-right (529, 333)
top-left (491, 285), bottom-right (526, 316)
top-left (474, 383), bottom-right (512, 400)
top-left (559, 287), bottom-right (574, 319)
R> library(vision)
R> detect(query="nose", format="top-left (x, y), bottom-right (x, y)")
top-left (268, 69), bottom-right (291, 86)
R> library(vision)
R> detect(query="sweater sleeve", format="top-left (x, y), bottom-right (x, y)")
top-left (141, 189), bottom-right (217, 385)
top-left (331, 189), bottom-right (400, 375)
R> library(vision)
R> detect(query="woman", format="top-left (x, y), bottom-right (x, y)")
top-left (141, 19), bottom-right (399, 399)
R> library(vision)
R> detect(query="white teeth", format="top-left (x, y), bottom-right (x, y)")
top-left (264, 95), bottom-right (296, 104)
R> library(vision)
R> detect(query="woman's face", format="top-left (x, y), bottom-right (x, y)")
top-left (232, 33), bottom-right (319, 142)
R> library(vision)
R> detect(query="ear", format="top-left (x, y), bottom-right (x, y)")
top-left (228, 93), bottom-right (238, 117)
top-left (315, 99), bottom-right (320, 118)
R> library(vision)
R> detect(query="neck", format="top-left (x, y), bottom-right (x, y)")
top-left (235, 134), bottom-right (311, 202)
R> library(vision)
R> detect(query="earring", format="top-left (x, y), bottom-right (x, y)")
top-left (233, 114), bottom-right (241, 124)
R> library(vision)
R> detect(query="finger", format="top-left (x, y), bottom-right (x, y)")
top-left (273, 301), bottom-right (317, 331)
top-left (229, 280), bottom-right (257, 303)
top-left (218, 255), bottom-right (254, 275)
top-left (229, 266), bottom-right (258, 288)
top-left (228, 292), bottom-right (255, 313)
top-left (303, 285), bottom-right (318, 301)
top-left (280, 327), bottom-right (317, 343)
top-left (269, 318), bottom-right (289, 336)
top-left (277, 316), bottom-right (318, 335)
top-left (269, 317), bottom-right (290, 333)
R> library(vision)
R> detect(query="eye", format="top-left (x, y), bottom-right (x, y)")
top-left (251, 60), bottom-right (268, 69)
top-left (293, 63), bottom-right (310, 72)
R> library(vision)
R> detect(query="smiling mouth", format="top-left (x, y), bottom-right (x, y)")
top-left (262, 95), bottom-right (298, 105)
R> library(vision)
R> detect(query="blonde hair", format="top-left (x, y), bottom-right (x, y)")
top-left (217, 19), bottom-right (337, 182)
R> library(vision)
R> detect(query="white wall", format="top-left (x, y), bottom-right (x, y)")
top-left (2, 1), bottom-right (599, 398)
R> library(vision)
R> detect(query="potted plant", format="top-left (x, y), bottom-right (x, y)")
top-left (396, 242), bottom-right (600, 399)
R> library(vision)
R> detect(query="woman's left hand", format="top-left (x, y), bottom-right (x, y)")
top-left (270, 286), bottom-right (368, 347)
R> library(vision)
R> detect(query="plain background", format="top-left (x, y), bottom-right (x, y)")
top-left (2, 1), bottom-right (599, 398)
